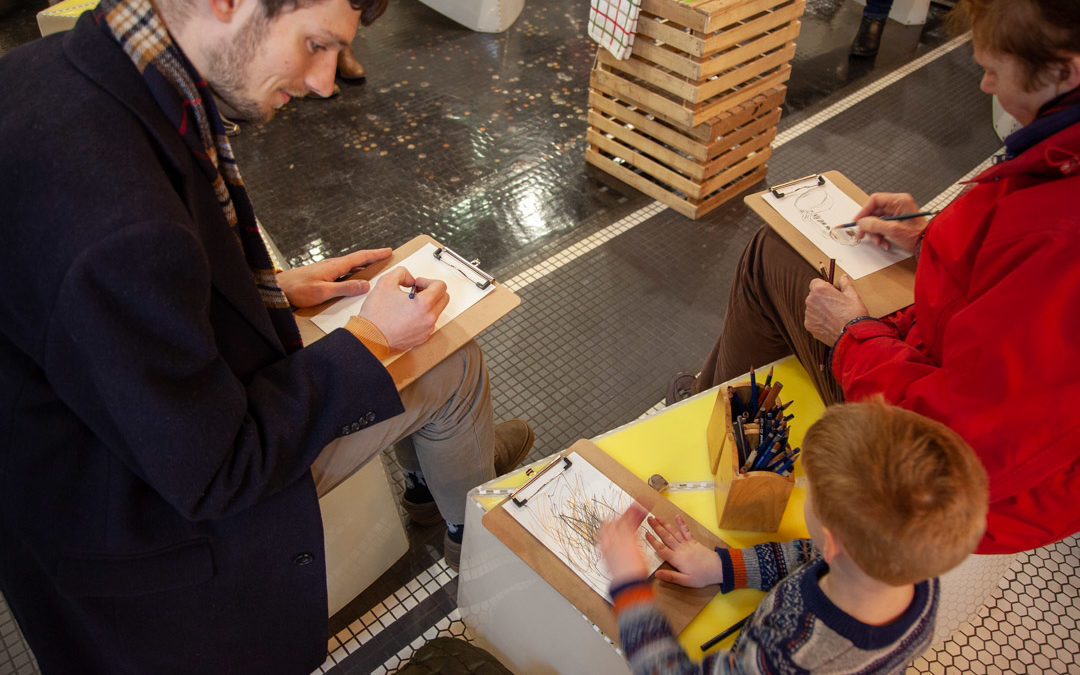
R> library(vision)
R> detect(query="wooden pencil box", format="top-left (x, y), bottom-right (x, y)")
top-left (707, 383), bottom-right (794, 532)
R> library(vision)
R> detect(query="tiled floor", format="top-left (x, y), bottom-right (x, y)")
top-left (2, 0), bottom-right (1078, 673)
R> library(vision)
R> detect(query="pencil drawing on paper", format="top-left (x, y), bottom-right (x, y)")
top-left (762, 175), bottom-right (911, 280)
top-left (506, 452), bottom-right (663, 598)
top-left (794, 184), bottom-right (858, 246)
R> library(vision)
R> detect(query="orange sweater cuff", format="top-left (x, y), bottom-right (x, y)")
top-left (343, 316), bottom-right (391, 360)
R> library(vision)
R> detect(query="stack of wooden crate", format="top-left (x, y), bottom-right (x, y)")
top-left (586, 0), bottom-right (806, 219)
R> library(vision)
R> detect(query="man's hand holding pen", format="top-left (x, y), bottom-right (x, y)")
top-left (359, 267), bottom-right (450, 351)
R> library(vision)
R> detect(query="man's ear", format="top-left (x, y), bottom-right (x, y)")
top-left (208, 0), bottom-right (243, 23)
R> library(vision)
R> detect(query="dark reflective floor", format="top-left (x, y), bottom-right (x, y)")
top-left (10, 3), bottom-right (1074, 675)
top-left (227, 0), bottom-right (954, 274)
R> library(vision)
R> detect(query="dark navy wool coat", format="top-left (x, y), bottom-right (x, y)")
top-left (0, 13), bottom-right (403, 673)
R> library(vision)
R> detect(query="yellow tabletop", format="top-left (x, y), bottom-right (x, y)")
top-left (479, 355), bottom-right (825, 659)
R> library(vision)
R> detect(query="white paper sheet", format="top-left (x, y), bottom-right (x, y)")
top-left (762, 176), bottom-right (911, 279)
top-left (504, 451), bottom-right (663, 599)
top-left (311, 243), bottom-right (495, 361)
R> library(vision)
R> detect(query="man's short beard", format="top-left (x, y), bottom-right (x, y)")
top-left (204, 10), bottom-right (271, 122)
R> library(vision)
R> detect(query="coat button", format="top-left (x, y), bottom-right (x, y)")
top-left (341, 426), bottom-right (350, 436)
top-left (350, 421), bottom-right (361, 432)
top-left (365, 411), bottom-right (376, 423)
top-left (293, 552), bottom-right (315, 566)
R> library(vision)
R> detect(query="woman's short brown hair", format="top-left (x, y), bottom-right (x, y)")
top-left (951, 0), bottom-right (1080, 91)
top-left (802, 398), bottom-right (988, 586)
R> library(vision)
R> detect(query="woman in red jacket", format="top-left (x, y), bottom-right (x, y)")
top-left (682, 0), bottom-right (1080, 555)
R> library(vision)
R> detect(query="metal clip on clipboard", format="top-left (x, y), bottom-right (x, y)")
top-left (769, 173), bottom-right (824, 198)
top-left (433, 247), bottom-right (494, 290)
top-left (508, 455), bottom-right (573, 507)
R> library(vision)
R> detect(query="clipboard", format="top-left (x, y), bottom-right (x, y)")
top-left (482, 439), bottom-right (728, 645)
top-left (744, 170), bottom-right (916, 318)
top-left (293, 234), bottom-right (520, 390)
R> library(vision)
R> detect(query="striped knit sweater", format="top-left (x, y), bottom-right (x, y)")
top-left (611, 539), bottom-right (938, 674)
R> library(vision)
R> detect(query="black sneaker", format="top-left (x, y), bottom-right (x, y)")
top-left (665, 371), bottom-right (697, 406)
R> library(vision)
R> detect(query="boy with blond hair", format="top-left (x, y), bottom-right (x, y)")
top-left (599, 399), bottom-right (988, 674)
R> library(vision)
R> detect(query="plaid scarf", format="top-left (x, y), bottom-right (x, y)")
top-left (95, 0), bottom-right (303, 352)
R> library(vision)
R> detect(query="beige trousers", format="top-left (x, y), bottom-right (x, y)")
top-left (311, 340), bottom-right (494, 524)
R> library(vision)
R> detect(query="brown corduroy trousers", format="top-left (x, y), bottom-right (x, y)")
top-left (691, 226), bottom-right (845, 406)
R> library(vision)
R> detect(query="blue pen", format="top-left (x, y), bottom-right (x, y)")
top-left (733, 417), bottom-right (748, 467)
top-left (729, 387), bottom-right (743, 417)
top-left (753, 436), bottom-right (780, 470)
top-left (408, 284), bottom-right (417, 299)
top-left (748, 367), bottom-right (758, 417)
top-left (832, 210), bottom-right (937, 230)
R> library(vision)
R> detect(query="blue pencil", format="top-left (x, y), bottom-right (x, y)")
top-left (832, 210), bottom-right (937, 230)
top-left (748, 367), bottom-right (758, 417)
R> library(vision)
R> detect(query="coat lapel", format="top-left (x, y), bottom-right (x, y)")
top-left (62, 13), bottom-right (288, 357)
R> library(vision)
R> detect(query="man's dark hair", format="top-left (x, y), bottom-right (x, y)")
top-left (261, 0), bottom-right (388, 25)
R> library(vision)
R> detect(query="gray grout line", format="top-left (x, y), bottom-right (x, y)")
top-left (774, 34), bottom-right (973, 148)
top-left (316, 560), bottom-right (457, 673)
top-left (923, 149), bottom-right (1002, 211)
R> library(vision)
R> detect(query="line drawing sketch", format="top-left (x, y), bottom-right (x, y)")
top-left (763, 176), bottom-right (910, 279)
top-left (794, 185), bottom-right (858, 246)
top-left (505, 452), bottom-right (663, 598)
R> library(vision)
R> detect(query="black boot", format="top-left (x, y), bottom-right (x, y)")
top-left (850, 16), bottom-right (886, 57)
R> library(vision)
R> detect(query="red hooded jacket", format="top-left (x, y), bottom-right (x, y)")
top-left (832, 121), bottom-right (1080, 554)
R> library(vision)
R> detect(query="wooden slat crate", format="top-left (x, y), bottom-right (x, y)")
top-left (586, 88), bottom-right (781, 218)
top-left (584, 0), bottom-right (805, 218)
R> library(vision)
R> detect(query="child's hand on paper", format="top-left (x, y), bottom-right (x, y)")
top-left (852, 192), bottom-right (928, 254)
top-left (598, 502), bottom-right (651, 586)
top-left (645, 514), bottom-right (725, 588)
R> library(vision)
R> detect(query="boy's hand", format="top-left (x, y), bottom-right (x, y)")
top-left (598, 503), bottom-right (650, 586)
top-left (646, 514), bottom-right (724, 588)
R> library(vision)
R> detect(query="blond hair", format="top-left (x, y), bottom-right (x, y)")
top-left (802, 398), bottom-right (988, 586)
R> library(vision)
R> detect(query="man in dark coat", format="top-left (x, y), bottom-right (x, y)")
top-left (0, 0), bottom-right (530, 671)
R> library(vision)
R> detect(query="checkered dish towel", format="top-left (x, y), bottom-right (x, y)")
top-left (588, 0), bottom-right (642, 60)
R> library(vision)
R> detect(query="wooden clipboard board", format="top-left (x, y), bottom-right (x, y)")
top-left (744, 170), bottom-right (916, 318)
top-left (294, 234), bottom-right (520, 390)
top-left (482, 439), bottom-right (728, 645)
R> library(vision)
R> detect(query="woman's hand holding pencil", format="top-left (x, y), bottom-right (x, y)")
top-left (844, 192), bottom-right (934, 254)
